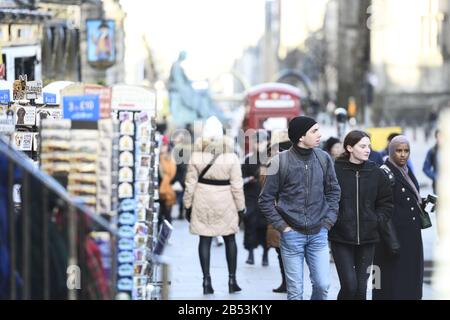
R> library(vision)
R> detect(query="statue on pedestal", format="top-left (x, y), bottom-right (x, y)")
top-left (168, 51), bottom-right (223, 127)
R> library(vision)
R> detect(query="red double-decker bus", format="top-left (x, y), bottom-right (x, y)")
top-left (243, 82), bottom-right (302, 132)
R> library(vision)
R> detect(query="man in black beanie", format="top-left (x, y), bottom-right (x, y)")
top-left (287, 116), bottom-right (318, 145)
top-left (259, 116), bottom-right (341, 300)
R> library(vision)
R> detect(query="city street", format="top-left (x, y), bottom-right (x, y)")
top-left (164, 124), bottom-right (439, 300)
top-left (2, 0), bottom-right (448, 302)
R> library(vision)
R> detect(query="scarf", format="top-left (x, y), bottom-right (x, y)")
top-left (293, 144), bottom-right (313, 157)
top-left (388, 136), bottom-right (421, 203)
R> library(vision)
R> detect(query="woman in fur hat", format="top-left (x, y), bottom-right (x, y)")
top-left (183, 116), bottom-right (246, 294)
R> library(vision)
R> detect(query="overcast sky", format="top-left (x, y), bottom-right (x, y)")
top-left (120, 0), bottom-right (266, 82)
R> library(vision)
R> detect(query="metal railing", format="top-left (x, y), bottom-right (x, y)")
top-left (0, 136), bottom-right (117, 300)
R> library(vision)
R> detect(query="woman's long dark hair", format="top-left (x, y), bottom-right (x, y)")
top-left (337, 130), bottom-right (370, 160)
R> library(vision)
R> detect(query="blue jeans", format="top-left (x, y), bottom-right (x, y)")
top-left (280, 227), bottom-right (330, 300)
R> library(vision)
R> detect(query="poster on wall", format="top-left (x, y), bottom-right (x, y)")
top-left (86, 19), bottom-right (115, 69)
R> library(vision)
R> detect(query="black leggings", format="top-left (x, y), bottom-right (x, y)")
top-left (331, 242), bottom-right (375, 300)
top-left (276, 247), bottom-right (285, 283)
top-left (199, 235), bottom-right (237, 277)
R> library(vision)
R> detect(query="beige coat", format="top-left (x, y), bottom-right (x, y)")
top-left (183, 137), bottom-right (245, 236)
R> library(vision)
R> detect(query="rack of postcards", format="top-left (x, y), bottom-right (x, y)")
top-left (110, 85), bottom-right (158, 300)
top-left (146, 131), bottom-right (164, 300)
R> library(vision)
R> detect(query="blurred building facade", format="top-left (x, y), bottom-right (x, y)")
top-left (0, 0), bottom-right (51, 82)
top-left (233, 0), bottom-right (331, 108)
top-left (233, 0), bottom-right (450, 125)
top-left (370, 0), bottom-right (450, 125)
top-left (1, 0), bottom-right (126, 85)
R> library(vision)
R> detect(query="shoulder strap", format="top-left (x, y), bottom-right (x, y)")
top-left (312, 148), bottom-right (329, 190)
top-left (380, 164), bottom-right (395, 187)
top-left (278, 150), bottom-right (289, 191)
top-left (199, 153), bottom-right (220, 180)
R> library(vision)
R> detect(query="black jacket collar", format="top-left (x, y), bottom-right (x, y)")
top-left (335, 158), bottom-right (377, 172)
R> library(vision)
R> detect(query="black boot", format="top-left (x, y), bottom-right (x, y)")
top-left (245, 250), bottom-right (254, 265)
top-left (272, 282), bottom-right (287, 293)
top-left (262, 248), bottom-right (269, 266)
top-left (203, 275), bottom-right (214, 295)
top-left (228, 274), bottom-right (242, 293)
top-left (273, 247), bottom-right (286, 293)
top-left (177, 206), bottom-right (184, 220)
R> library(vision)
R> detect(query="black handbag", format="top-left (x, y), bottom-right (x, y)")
top-left (417, 201), bottom-right (432, 229)
top-left (378, 217), bottom-right (401, 255)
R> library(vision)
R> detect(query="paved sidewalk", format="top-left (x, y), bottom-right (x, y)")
top-left (164, 218), bottom-right (436, 300)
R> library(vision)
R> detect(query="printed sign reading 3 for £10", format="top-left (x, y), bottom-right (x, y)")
top-left (62, 95), bottom-right (100, 121)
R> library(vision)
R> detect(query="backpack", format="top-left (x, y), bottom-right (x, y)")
top-left (278, 148), bottom-right (329, 192)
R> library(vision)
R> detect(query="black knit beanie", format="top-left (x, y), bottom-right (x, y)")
top-left (288, 116), bottom-right (317, 144)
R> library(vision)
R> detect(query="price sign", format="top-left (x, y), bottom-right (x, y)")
top-left (62, 95), bottom-right (100, 121)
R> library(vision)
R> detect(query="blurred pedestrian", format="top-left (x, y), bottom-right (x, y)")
top-left (423, 129), bottom-right (440, 194)
top-left (213, 236), bottom-right (224, 247)
top-left (158, 135), bottom-right (177, 228)
top-left (323, 137), bottom-right (343, 161)
top-left (242, 129), bottom-right (269, 266)
top-left (171, 133), bottom-right (188, 220)
top-left (326, 100), bottom-right (337, 125)
top-left (329, 130), bottom-right (393, 300)
top-left (425, 108), bottom-right (438, 141)
top-left (183, 116), bottom-right (246, 295)
top-left (373, 135), bottom-right (424, 300)
top-left (259, 116), bottom-right (341, 300)
top-left (368, 148), bottom-right (384, 166)
top-left (380, 133), bottom-right (401, 160)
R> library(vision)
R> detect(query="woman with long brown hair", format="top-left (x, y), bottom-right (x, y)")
top-left (329, 130), bottom-right (393, 300)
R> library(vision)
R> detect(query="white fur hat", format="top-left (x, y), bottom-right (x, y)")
top-left (202, 116), bottom-right (223, 139)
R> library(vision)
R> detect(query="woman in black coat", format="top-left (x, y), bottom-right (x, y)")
top-left (372, 135), bottom-right (424, 300)
top-left (241, 130), bottom-right (269, 266)
top-left (329, 130), bottom-right (393, 300)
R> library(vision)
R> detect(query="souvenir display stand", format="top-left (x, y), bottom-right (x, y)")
top-left (111, 85), bottom-right (159, 300)
top-left (1, 80), bottom-right (162, 300)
